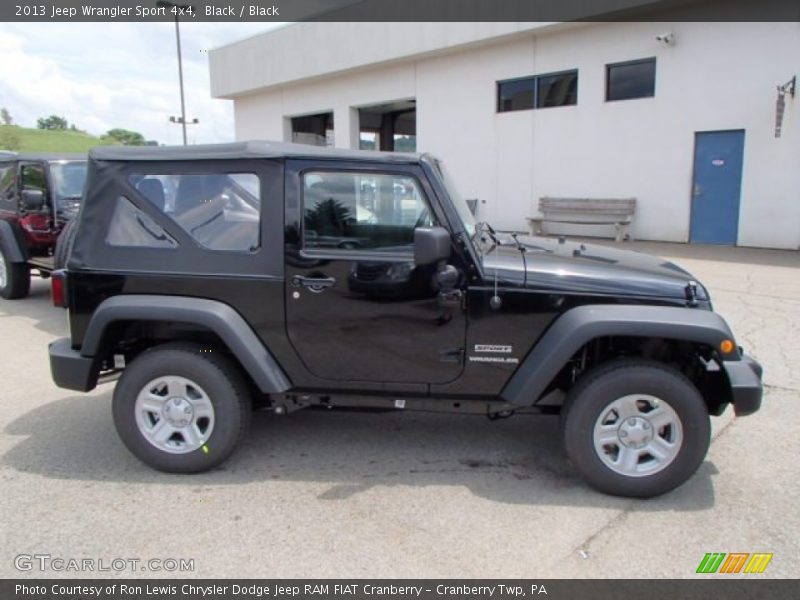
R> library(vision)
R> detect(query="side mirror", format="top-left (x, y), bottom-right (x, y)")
top-left (414, 226), bottom-right (451, 265)
top-left (21, 189), bottom-right (45, 211)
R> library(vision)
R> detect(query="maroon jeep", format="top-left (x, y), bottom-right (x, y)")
top-left (0, 152), bottom-right (87, 299)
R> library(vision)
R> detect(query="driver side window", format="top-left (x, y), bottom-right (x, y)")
top-left (302, 171), bottom-right (433, 253)
top-left (21, 164), bottom-right (46, 194)
top-left (0, 164), bottom-right (14, 208)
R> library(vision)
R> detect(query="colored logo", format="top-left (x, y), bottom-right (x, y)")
top-left (696, 552), bottom-right (773, 574)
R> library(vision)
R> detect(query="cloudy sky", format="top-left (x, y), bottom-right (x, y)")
top-left (0, 22), bottom-right (282, 145)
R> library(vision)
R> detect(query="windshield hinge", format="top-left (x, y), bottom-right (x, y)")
top-left (685, 280), bottom-right (699, 306)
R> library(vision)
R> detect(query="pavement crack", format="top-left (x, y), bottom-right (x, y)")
top-left (764, 383), bottom-right (799, 393)
top-left (554, 505), bottom-right (633, 566)
top-left (711, 282), bottom-right (800, 304)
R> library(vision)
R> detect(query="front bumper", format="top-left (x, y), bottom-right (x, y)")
top-left (723, 353), bottom-right (763, 417)
top-left (49, 337), bottom-right (97, 392)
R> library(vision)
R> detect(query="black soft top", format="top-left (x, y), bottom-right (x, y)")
top-left (90, 141), bottom-right (423, 163)
top-left (71, 141), bottom-right (431, 277)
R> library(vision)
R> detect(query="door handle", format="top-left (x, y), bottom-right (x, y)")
top-left (291, 275), bottom-right (336, 292)
top-left (693, 184), bottom-right (703, 197)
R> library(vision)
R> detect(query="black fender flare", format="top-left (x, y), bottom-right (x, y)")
top-left (500, 304), bottom-right (738, 406)
top-left (80, 295), bottom-right (291, 394)
top-left (0, 220), bottom-right (28, 263)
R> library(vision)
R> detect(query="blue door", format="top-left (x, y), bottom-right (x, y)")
top-left (690, 130), bottom-right (745, 245)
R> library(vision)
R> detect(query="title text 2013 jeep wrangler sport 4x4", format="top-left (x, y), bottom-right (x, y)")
top-left (48, 142), bottom-right (763, 497)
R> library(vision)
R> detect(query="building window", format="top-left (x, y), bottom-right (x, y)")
top-left (536, 71), bottom-right (578, 108)
top-left (291, 112), bottom-right (334, 147)
top-left (302, 171), bottom-right (433, 253)
top-left (498, 70), bottom-right (578, 112)
top-left (606, 58), bottom-right (656, 101)
top-left (358, 100), bottom-right (416, 152)
top-left (498, 78), bottom-right (536, 112)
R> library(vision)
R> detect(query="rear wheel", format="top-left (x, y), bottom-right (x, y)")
top-left (561, 359), bottom-right (710, 498)
top-left (112, 343), bottom-right (252, 473)
top-left (0, 246), bottom-right (31, 300)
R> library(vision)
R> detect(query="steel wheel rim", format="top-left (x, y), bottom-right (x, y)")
top-left (0, 250), bottom-right (6, 289)
top-left (593, 394), bottom-right (683, 478)
top-left (135, 375), bottom-right (215, 454)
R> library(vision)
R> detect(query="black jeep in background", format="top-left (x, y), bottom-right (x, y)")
top-left (0, 152), bottom-right (87, 298)
top-left (48, 142), bottom-right (762, 497)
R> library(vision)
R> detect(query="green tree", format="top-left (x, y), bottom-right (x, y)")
top-left (0, 126), bottom-right (22, 151)
top-left (0, 108), bottom-right (11, 126)
top-left (101, 128), bottom-right (147, 146)
top-left (37, 115), bottom-right (69, 130)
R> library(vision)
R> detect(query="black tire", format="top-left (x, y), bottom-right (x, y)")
top-left (112, 342), bottom-right (252, 473)
top-left (561, 359), bottom-right (710, 498)
top-left (54, 218), bottom-right (78, 270)
top-left (0, 245), bottom-right (30, 300)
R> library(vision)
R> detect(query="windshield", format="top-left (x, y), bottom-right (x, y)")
top-left (432, 158), bottom-right (476, 238)
top-left (50, 161), bottom-right (87, 201)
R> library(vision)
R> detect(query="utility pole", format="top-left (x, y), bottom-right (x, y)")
top-left (157, 1), bottom-right (197, 145)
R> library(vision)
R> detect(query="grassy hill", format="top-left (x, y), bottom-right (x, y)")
top-left (0, 125), bottom-right (101, 153)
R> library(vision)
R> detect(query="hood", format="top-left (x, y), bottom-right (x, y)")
top-left (481, 235), bottom-right (707, 302)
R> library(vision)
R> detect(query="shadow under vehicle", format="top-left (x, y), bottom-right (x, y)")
top-left (47, 141), bottom-right (762, 498)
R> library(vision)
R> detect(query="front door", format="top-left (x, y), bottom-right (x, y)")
top-left (18, 161), bottom-right (56, 246)
top-left (284, 161), bottom-right (466, 385)
top-left (689, 130), bottom-right (745, 245)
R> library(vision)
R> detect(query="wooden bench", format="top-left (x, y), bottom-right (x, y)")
top-left (527, 197), bottom-right (636, 242)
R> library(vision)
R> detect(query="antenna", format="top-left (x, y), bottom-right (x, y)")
top-left (511, 231), bottom-right (528, 288)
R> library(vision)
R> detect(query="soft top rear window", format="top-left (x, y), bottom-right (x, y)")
top-left (128, 172), bottom-right (261, 252)
top-left (107, 195), bottom-right (178, 249)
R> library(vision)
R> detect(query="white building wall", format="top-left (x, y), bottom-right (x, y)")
top-left (210, 22), bottom-right (566, 98)
top-left (225, 22), bottom-right (800, 249)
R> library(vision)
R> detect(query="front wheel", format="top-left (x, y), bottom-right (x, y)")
top-left (112, 343), bottom-right (252, 473)
top-left (561, 359), bottom-right (710, 498)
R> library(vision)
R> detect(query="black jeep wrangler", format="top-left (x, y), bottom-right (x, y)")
top-left (48, 142), bottom-right (763, 497)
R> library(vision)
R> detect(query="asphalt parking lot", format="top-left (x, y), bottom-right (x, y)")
top-left (1, 241), bottom-right (798, 579)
